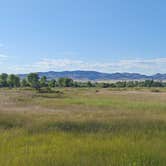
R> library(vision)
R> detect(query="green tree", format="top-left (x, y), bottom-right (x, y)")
top-left (126, 81), bottom-right (135, 87)
top-left (21, 78), bottom-right (29, 87)
top-left (58, 78), bottom-right (73, 87)
top-left (27, 73), bottom-right (40, 90)
top-left (151, 81), bottom-right (163, 87)
top-left (115, 81), bottom-right (126, 88)
top-left (48, 79), bottom-right (56, 88)
top-left (7, 74), bottom-right (20, 88)
top-left (100, 82), bottom-right (110, 88)
top-left (0, 73), bottom-right (8, 87)
top-left (73, 81), bottom-right (79, 87)
top-left (87, 81), bottom-right (93, 87)
top-left (40, 76), bottom-right (47, 87)
top-left (144, 80), bottom-right (153, 87)
top-left (109, 83), bottom-right (116, 88)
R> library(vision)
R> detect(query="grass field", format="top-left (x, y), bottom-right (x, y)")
top-left (0, 88), bottom-right (165, 166)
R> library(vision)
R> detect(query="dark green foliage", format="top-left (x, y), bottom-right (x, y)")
top-left (7, 74), bottom-right (20, 88)
top-left (27, 73), bottom-right (40, 90)
top-left (87, 81), bottom-right (93, 87)
top-left (116, 81), bottom-right (126, 88)
top-left (58, 77), bottom-right (74, 87)
top-left (144, 80), bottom-right (154, 87)
top-left (126, 81), bottom-right (135, 87)
top-left (48, 79), bottom-right (57, 88)
top-left (40, 76), bottom-right (48, 87)
top-left (21, 78), bottom-right (29, 87)
top-left (0, 73), bottom-right (8, 87)
top-left (98, 82), bottom-right (110, 88)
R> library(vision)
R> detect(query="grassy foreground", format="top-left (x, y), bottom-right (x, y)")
top-left (0, 88), bottom-right (165, 166)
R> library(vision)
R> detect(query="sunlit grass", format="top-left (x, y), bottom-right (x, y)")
top-left (0, 88), bottom-right (165, 165)
top-left (0, 129), bottom-right (165, 166)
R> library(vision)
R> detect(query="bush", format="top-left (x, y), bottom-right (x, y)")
top-left (150, 89), bottom-right (161, 93)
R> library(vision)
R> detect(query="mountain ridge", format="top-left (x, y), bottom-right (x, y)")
top-left (18, 70), bottom-right (166, 81)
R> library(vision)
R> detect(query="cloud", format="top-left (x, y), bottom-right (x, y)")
top-left (0, 54), bottom-right (8, 58)
top-left (0, 54), bottom-right (8, 65)
top-left (115, 58), bottom-right (166, 74)
top-left (10, 57), bottom-right (166, 74)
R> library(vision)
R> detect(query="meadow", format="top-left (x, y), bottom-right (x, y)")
top-left (0, 88), bottom-right (165, 166)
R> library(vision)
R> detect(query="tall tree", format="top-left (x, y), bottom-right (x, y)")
top-left (21, 78), bottom-right (28, 87)
top-left (58, 78), bottom-right (73, 87)
top-left (7, 74), bottom-right (20, 88)
top-left (40, 76), bottom-right (47, 87)
top-left (87, 81), bottom-right (93, 87)
top-left (0, 73), bottom-right (8, 87)
top-left (27, 73), bottom-right (40, 90)
top-left (48, 79), bottom-right (56, 88)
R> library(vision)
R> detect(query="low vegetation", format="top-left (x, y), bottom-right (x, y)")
top-left (0, 88), bottom-right (165, 165)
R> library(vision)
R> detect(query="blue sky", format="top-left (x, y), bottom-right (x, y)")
top-left (0, 0), bottom-right (166, 74)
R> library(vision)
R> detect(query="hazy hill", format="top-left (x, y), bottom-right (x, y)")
top-left (18, 70), bottom-right (166, 81)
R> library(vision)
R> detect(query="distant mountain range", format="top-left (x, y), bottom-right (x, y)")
top-left (19, 71), bottom-right (166, 81)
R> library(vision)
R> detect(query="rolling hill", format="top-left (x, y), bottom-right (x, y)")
top-left (19, 70), bottom-right (166, 81)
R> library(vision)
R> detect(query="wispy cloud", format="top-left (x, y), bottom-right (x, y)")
top-left (0, 54), bottom-right (8, 65)
top-left (0, 54), bottom-right (8, 58)
top-left (10, 57), bottom-right (166, 75)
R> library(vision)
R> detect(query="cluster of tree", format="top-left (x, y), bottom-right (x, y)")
top-left (72, 80), bottom-right (165, 88)
top-left (0, 73), bottom-right (166, 89)
top-left (0, 73), bottom-right (74, 90)
top-left (0, 73), bottom-right (20, 88)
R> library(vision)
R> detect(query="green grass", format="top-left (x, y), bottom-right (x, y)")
top-left (0, 88), bottom-right (165, 165)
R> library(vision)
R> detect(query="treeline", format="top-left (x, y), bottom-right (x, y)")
top-left (0, 73), bottom-right (166, 89)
